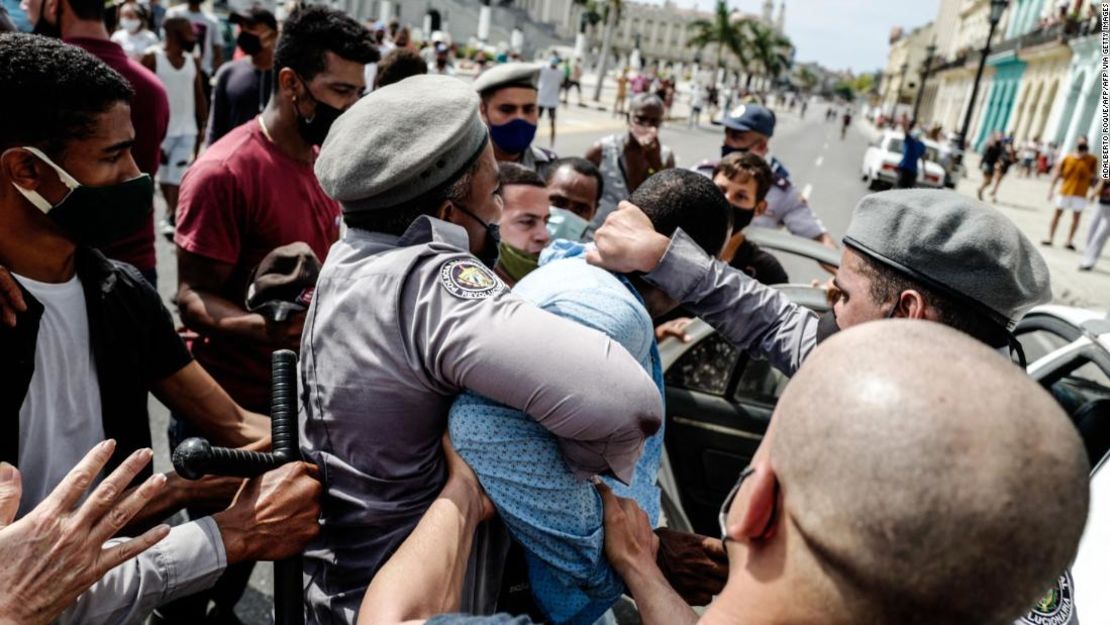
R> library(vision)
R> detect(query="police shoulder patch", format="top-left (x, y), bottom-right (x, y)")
top-left (1020, 572), bottom-right (1075, 625)
top-left (439, 258), bottom-right (505, 300)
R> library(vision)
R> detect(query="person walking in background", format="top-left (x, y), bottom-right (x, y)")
top-left (110, 0), bottom-right (158, 60)
top-left (613, 67), bottom-right (629, 116)
top-left (1020, 136), bottom-right (1040, 178)
top-left (1079, 178), bottom-right (1110, 271)
top-left (165, 0), bottom-right (222, 90)
top-left (688, 81), bottom-right (704, 128)
top-left (977, 131), bottom-right (1003, 201)
top-left (1044, 137), bottom-right (1098, 250)
top-left (897, 123), bottom-right (925, 189)
top-left (537, 54), bottom-right (563, 147)
top-left (988, 136), bottom-right (1017, 201)
top-left (141, 16), bottom-right (206, 234)
top-left (205, 5), bottom-right (277, 146)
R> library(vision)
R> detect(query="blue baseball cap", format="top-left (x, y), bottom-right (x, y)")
top-left (723, 104), bottom-right (776, 137)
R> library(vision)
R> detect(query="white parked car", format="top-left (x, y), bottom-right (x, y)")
top-left (860, 130), bottom-right (945, 190)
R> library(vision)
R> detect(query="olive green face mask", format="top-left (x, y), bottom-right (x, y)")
top-left (496, 240), bottom-right (541, 282)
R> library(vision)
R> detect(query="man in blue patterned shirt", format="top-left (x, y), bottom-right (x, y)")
top-left (449, 169), bottom-right (733, 624)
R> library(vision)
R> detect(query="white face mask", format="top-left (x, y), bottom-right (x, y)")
top-left (120, 17), bottom-right (142, 33)
top-left (546, 206), bottom-right (591, 242)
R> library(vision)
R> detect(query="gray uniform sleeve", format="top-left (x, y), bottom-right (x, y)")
top-left (405, 254), bottom-right (663, 484)
top-left (765, 185), bottom-right (827, 240)
top-left (58, 517), bottom-right (227, 625)
top-left (644, 230), bottom-right (818, 376)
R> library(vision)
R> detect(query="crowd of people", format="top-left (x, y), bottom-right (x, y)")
top-left (0, 2), bottom-right (1100, 625)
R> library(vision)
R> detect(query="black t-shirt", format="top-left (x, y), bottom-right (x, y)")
top-left (728, 239), bottom-right (790, 285)
top-left (206, 58), bottom-right (273, 145)
top-left (983, 142), bottom-right (1003, 165)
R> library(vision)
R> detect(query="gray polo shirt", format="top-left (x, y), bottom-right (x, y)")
top-left (299, 216), bottom-right (662, 624)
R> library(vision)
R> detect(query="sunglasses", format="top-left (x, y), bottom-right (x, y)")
top-left (718, 465), bottom-right (755, 540)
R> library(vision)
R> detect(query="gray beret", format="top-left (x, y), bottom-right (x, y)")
top-left (315, 75), bottom-right (489, 214)
top-left (472, 62), bottom-right (540, 96)
top-left (843, 189), bottom-right (1051, 327)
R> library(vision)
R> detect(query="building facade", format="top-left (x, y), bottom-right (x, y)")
top-left (878, 22), bottom-right (935, 123)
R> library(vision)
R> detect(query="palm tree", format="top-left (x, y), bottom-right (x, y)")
top-left (588, 0), bottom-right (624, 102)
top-left (745, 21), bottom-right (792, 89)
top-left (686, 0), bottom-right (750, 87)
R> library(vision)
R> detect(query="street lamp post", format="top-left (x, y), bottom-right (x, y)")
top-left (957, 0), bottom-right (1008, 152)
top-left (911, 41), bottom-right (937, 126)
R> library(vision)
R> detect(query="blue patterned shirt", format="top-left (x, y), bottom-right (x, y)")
top-left (449, 241), bottom-right (664, 625)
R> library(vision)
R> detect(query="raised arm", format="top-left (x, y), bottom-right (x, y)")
top-left (587, 202), bottom-right (817, 376)
top-left (407, 255), bottom-right (662, 483)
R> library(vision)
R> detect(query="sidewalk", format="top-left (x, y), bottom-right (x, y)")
top-left (860, 119), bottom-right (1109, 312)
top-left (957, 157), bottom-right (1110, 311)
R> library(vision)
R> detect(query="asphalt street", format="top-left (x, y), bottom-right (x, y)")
top-left (143, 97), bottom-right (871, 623)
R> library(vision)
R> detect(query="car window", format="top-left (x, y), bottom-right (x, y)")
top-left (732, 356), bottom-right (791, 406)
top-left (664, 333), bottom-right (740, 396)
top-left (1019, 329), bottom-right (1072, 364)
top-left (1044, 353), bottom-right (1110, 422)
top-left (923, 146), bottom-right (940, 161)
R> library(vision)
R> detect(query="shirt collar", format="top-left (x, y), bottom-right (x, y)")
top-left (397, 215), bottom-right (471, 250)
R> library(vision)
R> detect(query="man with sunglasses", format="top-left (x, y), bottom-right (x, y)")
top-left (696, 104), bottom-right (836, 251)
top-left (586, 93), bottom-right (676, 233)
top-left (357, 321), bottom-right (1090, 625)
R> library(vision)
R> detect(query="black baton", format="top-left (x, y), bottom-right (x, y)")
top-left (172, 349), bottom-right (305, 625)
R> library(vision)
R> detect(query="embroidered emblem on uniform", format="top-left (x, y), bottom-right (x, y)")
top-left (729, 104), bottom-right (746, 120)
top-left (1020, 572), bottom-right (1075, 625)
top-left (439, 259), bottom-right (504, 299)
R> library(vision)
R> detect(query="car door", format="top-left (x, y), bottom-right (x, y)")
top-left (662, 332), bottom-right (780, 536)
top-left (1022, 334), bottom-right (1110, 625)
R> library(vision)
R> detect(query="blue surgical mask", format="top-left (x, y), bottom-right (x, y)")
top-left (546, 206), bottom-right (591, 242)
top-left (488, 118), bottom-right (537, 155)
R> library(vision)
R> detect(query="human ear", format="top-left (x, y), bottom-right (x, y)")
top-left (725, 459), bottom-right (780, 543)
top-left (754, 199), bottom-right (768, 217)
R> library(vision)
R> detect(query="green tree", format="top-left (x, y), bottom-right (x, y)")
top-left (795, 65), bottom-right (817, 93)
top-left (686, 0), bottom-right (751, 87)
top-left (745, 21), bottom-right (792, 88)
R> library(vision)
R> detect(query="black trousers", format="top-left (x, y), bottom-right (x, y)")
top-left (897, 168), bottom-right (917, 189)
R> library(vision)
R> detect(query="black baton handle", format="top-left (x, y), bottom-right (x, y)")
top-left (171, 349), bottom-right (305, 625)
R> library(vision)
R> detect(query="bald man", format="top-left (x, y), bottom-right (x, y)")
top-left (359, 321), bottom-right (1090, 625)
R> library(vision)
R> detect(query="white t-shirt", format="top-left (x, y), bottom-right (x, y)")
top-left (111, 28), bottom-right (160, 61)
top-left (165, 4), bottom-right (221, 74)
top-left (537, 65), bottom-right (563, 108)
top-left (15, 273), bottom-right (104, 519)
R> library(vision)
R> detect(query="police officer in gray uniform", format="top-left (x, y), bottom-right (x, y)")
top-left (300, 75), bottom-right (663, 624)
top-left (472, 62), bottom-right (558, 177)
top-left (589, 188), bottom-right (1052, 376)
top-left (696, 104), bottom-right (837, 250)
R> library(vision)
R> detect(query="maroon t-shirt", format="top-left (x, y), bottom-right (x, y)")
top-left (175, 121), bottom-right (341, 411)
top-left (66, 37), bottom-right (169, 274)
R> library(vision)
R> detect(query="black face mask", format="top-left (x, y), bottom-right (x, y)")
top-left (10, 146), bottom-right (153, 247)
top-left (180, 38), bottom-right (197, 53)
top-left (731, 204), bottom-right (755, 231)
top-left (32, 0), bottom-right (61, 38)
top-left (295, 76), bottom-right (344, 146)
top-left (453, 203), bottom-right (501, 269)
top-left (237, 31), bottom-right (262, 56)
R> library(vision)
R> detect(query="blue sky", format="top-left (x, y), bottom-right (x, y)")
top-left (643, 0), bottom-right (940, 74)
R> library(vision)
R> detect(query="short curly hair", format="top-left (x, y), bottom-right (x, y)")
top-left (274, 6), bottom-right (379, 92)
top-left (0, 33), bottom-right (134, 158)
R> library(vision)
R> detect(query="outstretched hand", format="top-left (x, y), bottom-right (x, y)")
top-left (0, 441), bottom-right (171, 625)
